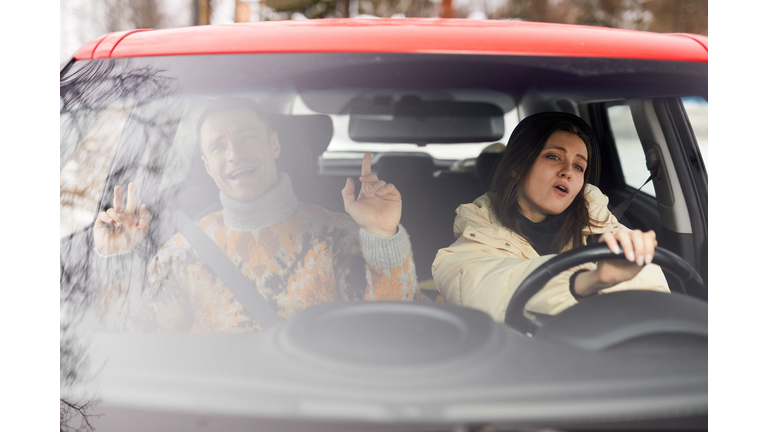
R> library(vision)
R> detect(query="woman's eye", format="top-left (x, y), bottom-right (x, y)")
top-left (574, 164), bottom-right (584, 172)
top-left (546, 155), bottom-right (559, 161)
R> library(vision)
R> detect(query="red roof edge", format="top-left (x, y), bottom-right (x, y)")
top-left (92, 29), bottom-right (155, 59)
top-left (72, 33), bottom-right (110, 60)
top-left (668, 33), bottom-right (708, 52)
top-left (71, 22), bottom-right (708, 63)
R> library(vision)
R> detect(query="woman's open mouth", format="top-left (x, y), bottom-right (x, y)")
top-left (554, 185), bottom-right (568, 196)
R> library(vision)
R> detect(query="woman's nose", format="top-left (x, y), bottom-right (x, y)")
top-left (559, 164), bottom-right (572, 178)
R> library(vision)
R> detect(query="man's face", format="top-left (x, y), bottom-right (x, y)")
top-left (200, 110), bottom-right (281, 202)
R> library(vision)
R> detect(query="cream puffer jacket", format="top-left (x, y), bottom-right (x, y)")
top-left (432, 184), bottom-right (670, 322)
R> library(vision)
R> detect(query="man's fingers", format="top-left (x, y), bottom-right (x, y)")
top-left (138, 204), bottom-right (152, 233)
top-left (341, 177), bottom-right (356, 209)
top-left (126, 182), bottom-right (138, 216)
top-left (357, 173), bottom-right (378, 198)
top-left (365, 180), bottom-right (387, 196)
top-left (361, 152), bottom-right (372, 177)
top-left (105, 208), bottom-right (122, 227)
top-left (375, 183), bottom-right (401, 201)
top-left (95, 211), bottom-right (115, 228)
top-left (113, 185), bottom-right (125, 213)
top-left (359, 173), bottom-right (380, 184)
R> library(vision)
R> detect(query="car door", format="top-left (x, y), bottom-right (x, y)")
top-left (591, 97), bottom-right (708, 299)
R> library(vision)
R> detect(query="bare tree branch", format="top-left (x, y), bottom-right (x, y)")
top-left (60, 397), bottom-right (103, 432)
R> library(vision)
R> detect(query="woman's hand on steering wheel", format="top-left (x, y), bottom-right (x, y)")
top-left (573, 230), bottom-right (657, 297)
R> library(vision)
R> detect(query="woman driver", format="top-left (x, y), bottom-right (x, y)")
top-left (432, 112), bottom-right (669, 321)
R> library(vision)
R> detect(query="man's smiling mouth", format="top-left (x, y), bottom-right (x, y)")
top-left (228, 167), bottom-right (258, 180)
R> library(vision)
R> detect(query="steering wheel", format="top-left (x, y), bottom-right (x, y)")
top-left (503, 243), bottom-right (706, 340)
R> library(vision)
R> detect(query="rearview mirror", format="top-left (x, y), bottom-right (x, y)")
top-left (348, 95), bottom-right (504, 145)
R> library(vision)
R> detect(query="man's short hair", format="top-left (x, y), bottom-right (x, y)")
top-left (196, 97), bottom-right (273, 141)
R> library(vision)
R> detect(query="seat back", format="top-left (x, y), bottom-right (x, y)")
top-left (375, 153), bottom-right (483, 281)
top-left (475, 151), bottom-right (502, 193)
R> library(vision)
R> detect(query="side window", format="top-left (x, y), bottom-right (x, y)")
top-left (682, 96), bottom-right (708, 168)
top-left (607, 102), bottom-right (656, 197)
top-left (60, 103), bottom-right (130, 237)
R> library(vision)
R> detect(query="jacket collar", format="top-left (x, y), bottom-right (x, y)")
top-left (453, 184), bottom-right (622, 258)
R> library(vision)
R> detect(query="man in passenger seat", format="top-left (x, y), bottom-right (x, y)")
top-left (94, 97), bottom-right (419, 333)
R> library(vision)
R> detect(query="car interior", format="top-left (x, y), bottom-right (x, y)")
top-left (130, 95), bottom-right (708, 303)
top-left (59, 53), bottom-right (708, 314)
top-left (60, 51), bottom-right (708, 431)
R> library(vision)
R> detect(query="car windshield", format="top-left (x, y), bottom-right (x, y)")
top-left (60, 55), bottom-right (524, 238)
top-left (60, 51), bottom-right (708, 431)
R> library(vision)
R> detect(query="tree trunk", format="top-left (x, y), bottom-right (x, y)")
top-left (441, 0), bottom-right (453, 18)
top-left (198, 0), bottom-right (210, 25)
top-left (341, 0), bottom-right (350, 18)
top-left (235, 0), bottom-right (250, 22)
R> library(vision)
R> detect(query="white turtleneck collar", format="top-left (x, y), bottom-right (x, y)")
top-left (219, 172), bottom-right (298, 231)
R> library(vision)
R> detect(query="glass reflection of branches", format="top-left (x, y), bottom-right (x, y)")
top-left (61, 59), bottom-right (178, 166)
top-left (60, 59), bottom-right (176, 111)
top-left (60, 58), bottom-right (178, 432)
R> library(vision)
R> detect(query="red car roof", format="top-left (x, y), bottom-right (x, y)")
top-left (74, 18), bottom-right (708, 63)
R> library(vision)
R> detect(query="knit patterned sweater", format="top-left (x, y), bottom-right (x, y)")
top-left (101, 173), bottom-right (419, 333)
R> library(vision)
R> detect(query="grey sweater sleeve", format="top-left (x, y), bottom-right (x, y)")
top-left (358, 223), bottom-right (420, 301)
top-left (358, 224), bottom-right (413, 270)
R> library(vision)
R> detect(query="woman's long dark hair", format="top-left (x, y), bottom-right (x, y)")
top-left (490, 112), bottom-right (602, 252)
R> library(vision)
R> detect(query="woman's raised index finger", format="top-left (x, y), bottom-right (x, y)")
top-left (361, 152), bottom-right (372, 177)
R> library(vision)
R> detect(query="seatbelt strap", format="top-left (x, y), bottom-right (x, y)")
top-left (611, 164), bottom-right (659, 223)
top-left (170, 206), bottom-right (283, 329)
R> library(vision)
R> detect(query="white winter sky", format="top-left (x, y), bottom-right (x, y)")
top-left (0, 1), bottom-right (755, 431)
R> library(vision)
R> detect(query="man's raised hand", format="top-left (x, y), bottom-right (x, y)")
top-left (341, 153), bottom-right (401, 237)
top-left (94, 182), bottom-right (152, 255)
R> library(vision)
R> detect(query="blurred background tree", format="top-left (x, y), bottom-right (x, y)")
top-left (471, 0), bottom-right (706, 34)
top-left (104, 0), bottom-right (166, 31)
top-left (257, 0), bottom-right (706, 31)
top-left (262, 0), bottom-right (337, 19)
top-left (260, 0), bottom-right (438, 19)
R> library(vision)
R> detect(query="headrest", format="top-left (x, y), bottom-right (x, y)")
top-left (375, 154), bottom-right (436, 180)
